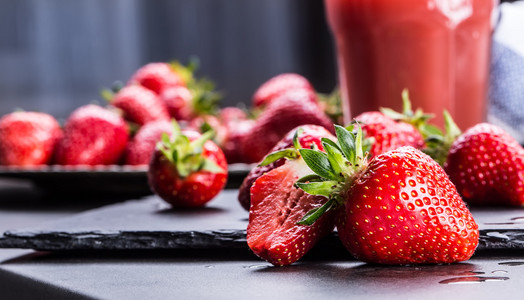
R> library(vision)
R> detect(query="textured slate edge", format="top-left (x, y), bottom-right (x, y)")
top-left (477, 230), bottom-right (524, 250)
top-left (0, 229), bottom-right (521, 251)
top-left (0, 230), bottom-right (248, 251)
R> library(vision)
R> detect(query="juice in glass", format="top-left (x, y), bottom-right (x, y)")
top-left (325, 0), bottom-right (497, 129)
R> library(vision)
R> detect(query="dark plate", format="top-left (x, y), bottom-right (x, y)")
top-left (0, 164), bottom-right (252, 197)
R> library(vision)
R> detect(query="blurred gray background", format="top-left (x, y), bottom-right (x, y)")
top-left (0, 0), bottom-right (336, 121)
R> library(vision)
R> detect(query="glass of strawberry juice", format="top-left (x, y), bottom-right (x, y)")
top-left (325, 0), bottom-right (498, 129)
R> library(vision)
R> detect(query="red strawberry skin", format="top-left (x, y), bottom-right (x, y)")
top-left (0, 112), bottom-right (62, 166)
top-left (55, 105), bottom-right (129, 166)
top-left (355, 111), bottom-right (424, 157)
top-left (160, 86), bottom-right (194, 121)
top-left (147, 130), bottom-right (228, 208)
top-left (338, 146), bottom-right (478, 264)
top-left (253, 73), bottom-right (315, 108)
top-left (128, 62), bottom-right (184, 94)
top-left (238, 125), bottom-right (335, 210)
top-left (241, 89), bottom-right (334, 163)
top-left (445, 123), bottom-right (524, 206)
top-left (112, 85), bottom-right (170, 126)
top-left (221, 119), bottom-right (255, 164)
top-left (125, 120), bottom-right (173, 165)
top-left (247, 159), bottom-right (337, 266)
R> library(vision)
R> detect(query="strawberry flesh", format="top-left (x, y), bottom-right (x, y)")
top-left (248, 160), bottom-right (337, 266)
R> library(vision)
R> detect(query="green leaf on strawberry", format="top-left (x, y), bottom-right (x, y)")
top-left (157, 121), bottom-right (225, 178)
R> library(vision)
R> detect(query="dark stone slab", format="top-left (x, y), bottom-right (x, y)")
top-left (2, 190), bottom-right (524, 251)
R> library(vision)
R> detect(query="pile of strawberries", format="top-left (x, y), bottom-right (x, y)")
top-left (0, 63), bottom-right (336, 168)
top-left (2, 61), bottom-right (524, 266)
top-left (242, 91), bottom-right (524, 266)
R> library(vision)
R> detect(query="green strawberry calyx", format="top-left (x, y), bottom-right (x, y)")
top-left (257, 128), bottom-right (308, 167)
top-left (380, 89), bottom-right (441, 140)
top-left (157, 120), bottom-right (225, 178)
top-left (170, 59), bottom-right (222, 116)
top-left (422, 110), bottom-right (462, 166)
top-left (295, 125), bottom-right (368, 225)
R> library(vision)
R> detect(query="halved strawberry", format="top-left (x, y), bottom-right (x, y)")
top-left (0, 112), bottom-right (62, 166)
top-left (247, 158), bottom-right (337, 266)
top-left (147, 124), bottom-right (227, 207)
top-left (445, 123), bottom-right (524, 206)
top-left (296, 125), bottom-right (479, 265)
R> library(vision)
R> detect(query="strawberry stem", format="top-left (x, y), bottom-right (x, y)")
top-left (297, 125), bottom-right (368, 225)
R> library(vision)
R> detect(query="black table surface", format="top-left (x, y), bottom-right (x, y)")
top-left (1, 178), bottom-right (524, 300)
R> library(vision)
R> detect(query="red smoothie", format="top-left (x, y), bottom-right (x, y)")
top-left (325, 0), bottom-right (497, 129)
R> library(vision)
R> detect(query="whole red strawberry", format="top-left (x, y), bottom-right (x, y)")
top-left (218, 107), bottom-right (248, 125)
top-left (128, 62), bottom-right (184, 94)
top-left (125, 120), bottom-right (173, 165)
top-left (297, 126), bottom-right (479, 265)
top-left (241, 89), bottom-right (334, 163)
top-left (252, 73), bottom-right (315, 108)
top-left (247, 158), bottom-right (338, 266)
top-left (55, 105), bottom-right (129, 165)
top-left (220, 119), bottom-right (255, 164)
top-left (238, 125), bottom-right (335, 210)
top-left (160, 85), bottom-right (194, 121)
top-left (445, 123), bottom-right (524, 206)
top-left (355, 111), bottom-right (424, 157)
top-left (112, 85), bottom-right (170, 126)
top-left (0, 112), bottom-right (62, 166)
top-left (148, 125), bottom-right (228, 207)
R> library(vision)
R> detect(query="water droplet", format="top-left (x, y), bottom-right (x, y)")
top-left (439, 276), bottom-right (509, 284)
top-left (205, 265), bottom-right (215, 269)
top-left (243, 264), bottom-right (268, 269)
top-left (492, 270), bottom-right (508, 274)
top-left (499, 261), bottom-right (524, 266)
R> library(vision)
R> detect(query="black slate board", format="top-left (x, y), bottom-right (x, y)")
top-left (0, 164), bottom-right (251, 197)
top-left (2, 190), bottom-right (524, 251)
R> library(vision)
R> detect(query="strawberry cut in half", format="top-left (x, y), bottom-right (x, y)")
top-left (147, 122), bottom-right (228, 208)
top-left (296, 125), bottom-right (479, 265)
top-left (248, 159), bottom-right (338, 266)
top-left (247, 128), bottom-right (339, 266)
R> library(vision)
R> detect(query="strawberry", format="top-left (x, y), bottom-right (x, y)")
top-left (355, 111), bottom-right (424, 157)
top-left (296, 125), bottom-right (479, 265)
top-left (0, 112), bottom-right (62, 166)
top-left (445, 123), bottom-right (524, 206)
top-left (241, 89), bottom-right (334, 163)
top-left (238, 125), bottom-right (335, 210)
top-left (218, 107), bottom-right (248, 125)
top-left (55, 104), bottom-right (129, 165)
top-left (111, 85), bottom-right (170, 126)
top-left (128, 62), bottom-right (185, 94)
top-left (147, 124), bottom-right (228, 207)
top-left (125, 120), bottom-right (174, 165)
top-left (252, 73), bottom-right (315, 108)
top-left (188, 114), bottom-right (229, 147)
top-left (161, 85), bottom-right (194, 121)
top-left (220, 119), bottom-right (255, 164)
top-left (247, 157), bottom-right (337, 266)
